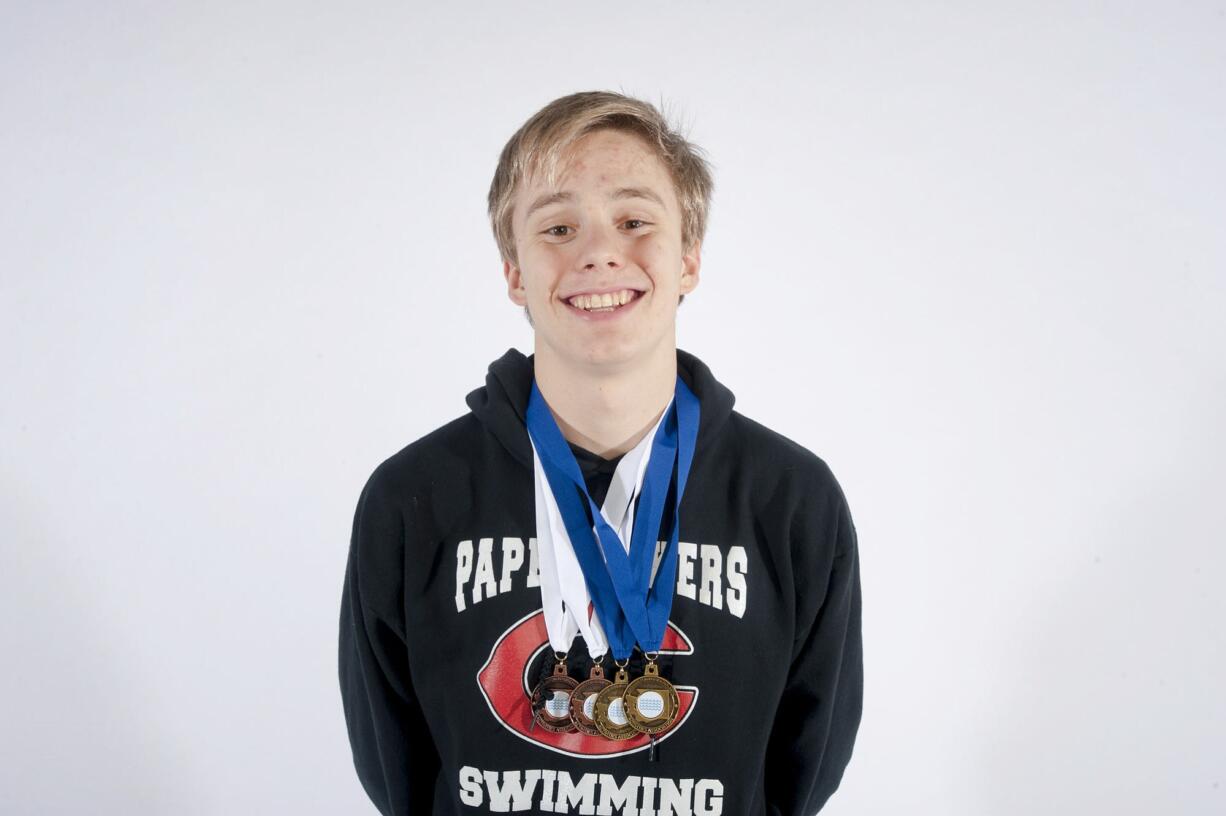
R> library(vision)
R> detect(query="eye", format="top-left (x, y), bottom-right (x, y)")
top-left (623, 219), bottom-right (650, 230)
top-left (543, 225), bottom-right (571, 237)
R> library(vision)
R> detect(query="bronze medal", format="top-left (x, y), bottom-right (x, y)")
top-left (569, 660), bottom-right (612, 736)
top-left (593, 662), bottom-right (637, 740)
top-left (529, 654), bottom-right (578, 733)
top-left (624, 658), bottom-right (680, 735)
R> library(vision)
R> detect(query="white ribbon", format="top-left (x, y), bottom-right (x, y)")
top-left (531, 401), bottom-right (673, 658)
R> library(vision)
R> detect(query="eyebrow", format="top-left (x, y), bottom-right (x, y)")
top-left (525, 191), bottom-right (573, 220)
top-left (613, 186), bottom-right (667, 209)
top-left (524, 186), bottom-right (667, 220)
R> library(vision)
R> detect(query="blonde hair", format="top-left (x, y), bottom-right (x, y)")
top-left (487, 90), bottom-right (714, 309)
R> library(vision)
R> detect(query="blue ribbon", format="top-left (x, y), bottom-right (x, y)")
top-left (527, 376), bottom-right (700, 660)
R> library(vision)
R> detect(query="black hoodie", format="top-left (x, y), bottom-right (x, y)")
top-left (339, 348), bottom-right (862, 815)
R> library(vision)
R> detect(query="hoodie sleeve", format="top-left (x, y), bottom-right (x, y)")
top-left (765, 472), bottom-right (864, 815)
top-left (338, 466), bottom-right (440, 814)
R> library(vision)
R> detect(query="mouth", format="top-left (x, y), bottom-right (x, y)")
top-left (562, 288), bottom-right (645, 317)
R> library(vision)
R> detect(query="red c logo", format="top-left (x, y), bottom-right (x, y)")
top-left (476, 610), bottom-right (698, 758)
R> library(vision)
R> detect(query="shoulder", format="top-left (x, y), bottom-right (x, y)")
top-left (367, 413), bottom-right (482, 490)
top-left (725, 410), bottom-right (847, 505)
top-left (725, 411), bottom-right (859, 566)
top-left (354, 413), bottom-right (484, 537)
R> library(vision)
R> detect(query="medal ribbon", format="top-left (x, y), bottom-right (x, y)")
top-left (529, 404), bottom-right (667, 657)
top-left (526, 375), bottom-right (700, 660)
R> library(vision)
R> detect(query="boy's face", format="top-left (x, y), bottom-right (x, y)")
top-left (504, 128), bottom-right (700, 371)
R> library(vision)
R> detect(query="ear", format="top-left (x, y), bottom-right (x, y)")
top-left (679, 240), bottom-right (702, 295)
top-left (503, 259), bottom-right (528, 306)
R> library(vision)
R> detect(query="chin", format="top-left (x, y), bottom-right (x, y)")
top-left (550, 335), bottom-right (636, 367)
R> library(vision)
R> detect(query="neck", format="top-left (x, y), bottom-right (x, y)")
top-left (533, 342), bottom-right (677, 459)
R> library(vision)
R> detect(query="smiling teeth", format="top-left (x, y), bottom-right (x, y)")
top-left (568, 289), bottom-right (637, 310)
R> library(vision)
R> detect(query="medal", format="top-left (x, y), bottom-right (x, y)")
top-left (624, 652), bottom-right (680, 735)
top-left (526, 394), bottom-right (664, 734)
top-left (527, 370), bottom-right (700, 753)
top-left (593, 660), bottom-right (637, 741)
top-left (529, 652), bottom-right (578, 733)
top-left (569, 657), bottom-right (612, 736)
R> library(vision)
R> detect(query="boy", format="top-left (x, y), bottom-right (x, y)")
top-left (339, 90), bottom-right (862, 815)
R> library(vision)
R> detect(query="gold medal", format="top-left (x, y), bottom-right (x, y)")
top-left (624, 654), bottom-right (679, 735)
top-left (593, 660), bottom-right (637, 740)
top-left (569, 658), bottom-right (612, 736)
top-left (529, 652), bottom-right (578, 733)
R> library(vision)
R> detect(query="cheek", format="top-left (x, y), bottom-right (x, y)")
top-left (519, 255), bottom-right (566, 298)
top-left (640, 241), bottom-right (683, 278)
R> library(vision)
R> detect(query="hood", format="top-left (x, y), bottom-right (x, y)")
top-left (465, 347), bottom-right (737, 472)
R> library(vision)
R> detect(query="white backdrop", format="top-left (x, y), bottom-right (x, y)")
top-left (2, 2), bottom-right (1223, 814)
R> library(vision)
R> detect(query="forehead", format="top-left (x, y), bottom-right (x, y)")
top-left (514, 129), bottom-right (678, 219)
top-left (559, 129), bottom-right (662, 177)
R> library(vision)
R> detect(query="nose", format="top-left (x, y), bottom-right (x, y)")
top-left (577, 220), bottom-right (623, 272)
